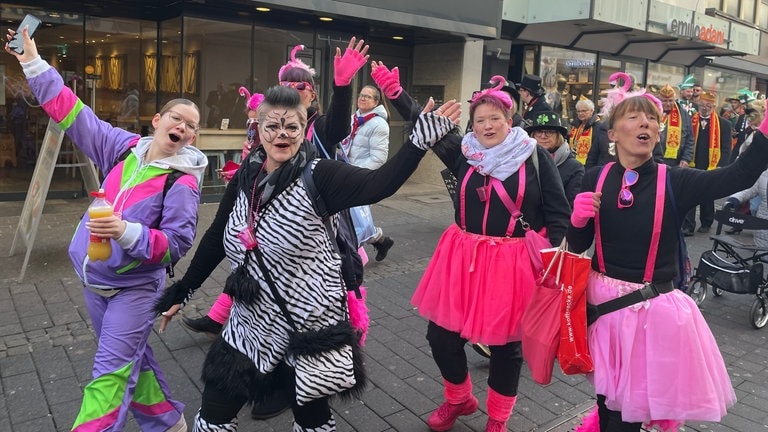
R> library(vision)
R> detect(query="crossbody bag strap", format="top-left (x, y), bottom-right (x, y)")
top-left (490, 163), bottom-right (526, 236)
top-left (252, 248), bottom-right (299, 333)
top-left (459, 167), bottom-right (474, 230)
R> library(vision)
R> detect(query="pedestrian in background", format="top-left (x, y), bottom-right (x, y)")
top-left (340, 84), bottom-right (395, 260)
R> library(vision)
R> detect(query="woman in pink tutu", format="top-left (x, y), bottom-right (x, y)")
top-left (568, 86), bottom-right (768, 431)
top-left (410, 77), bottom-right (571, 431)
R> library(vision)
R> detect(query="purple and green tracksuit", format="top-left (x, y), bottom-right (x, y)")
top-left (22, 55), bottom-right (208, 431)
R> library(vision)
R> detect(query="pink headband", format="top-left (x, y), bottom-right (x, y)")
top-left (470, 75), bottom-right (514, 111)
top-left (239, 87), bottom-right (264, 111)
top-left (278, 45), bottom-right (316, 81)
top-left (600, 71), bottom-right (663, 117)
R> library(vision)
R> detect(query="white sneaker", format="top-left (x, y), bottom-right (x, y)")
top-left (167, 414), bottom-right (187, 432)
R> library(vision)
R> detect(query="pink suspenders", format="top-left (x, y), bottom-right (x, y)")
top-left (594, 162), bottom-right (667, 282)
top-left (458, 163), bottom-right (527, 236)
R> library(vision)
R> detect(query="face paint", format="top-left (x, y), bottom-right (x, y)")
top-left (262, 109), bottom-right (302, 141)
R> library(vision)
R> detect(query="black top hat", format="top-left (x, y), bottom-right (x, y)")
top-left (516, 74), bottom-right (543, 94)
top-left (524, 111), bottom-right (568, 139)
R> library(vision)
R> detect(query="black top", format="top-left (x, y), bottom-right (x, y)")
top-left (568, 132), bottom-right (768, 283)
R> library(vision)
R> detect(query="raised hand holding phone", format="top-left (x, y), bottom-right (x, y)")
top-left (7, 14), bottom-right (41, 55)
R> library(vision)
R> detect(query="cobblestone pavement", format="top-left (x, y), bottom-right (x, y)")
top-left (0, 182), bottom-right (766, 431)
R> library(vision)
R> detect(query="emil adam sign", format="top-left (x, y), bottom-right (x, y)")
top-left (667, 18), bottom-right (726, 45)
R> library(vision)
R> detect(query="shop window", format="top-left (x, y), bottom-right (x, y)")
top-left (646, 62), bottom-right (685, 99)
top-left (539, 47), bottom-right (597, 124)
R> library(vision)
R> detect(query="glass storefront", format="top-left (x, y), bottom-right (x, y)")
top-left (0, 5), bottom-right (382, 200)
top-left (539, 47), bottom-right (597, 124)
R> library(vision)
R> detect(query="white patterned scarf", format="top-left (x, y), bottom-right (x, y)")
top-left (461, 127), bottom-right (537, 181)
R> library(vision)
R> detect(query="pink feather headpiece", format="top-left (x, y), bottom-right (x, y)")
top-left (278, 45), bottom-right (316, 81)
top-left (238, 87), bottom-right (264, 111)
top-left (470, 75), bottom-right (514, 111)
top-left (600, 72), bottom-right (662, 117)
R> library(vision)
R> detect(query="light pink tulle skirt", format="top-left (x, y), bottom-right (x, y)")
top-left (412, 224), bottom-right (535, 345)
top-left (587, 271), bottom-right (736, 424)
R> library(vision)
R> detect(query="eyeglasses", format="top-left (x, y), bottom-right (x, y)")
top-left (358, 94), bottom-right (376, 100)
top-left (618, 169), bottom-right (639, 208)
top-left (246, 118), bottom-right (259, 145)
top-left (279, 81), bottom-right (314, 92)
top-left (532, 130), bottom-right (557, 137)
top-left (164, 110), bottom-right (199, 132)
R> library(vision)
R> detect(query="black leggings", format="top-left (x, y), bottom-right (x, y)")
top-left (596, 395), bottom-right (642, 432)
top-left (426, 321), bottom-right (523, 396)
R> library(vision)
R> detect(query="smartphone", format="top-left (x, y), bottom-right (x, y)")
top-left (7, 14), bottom-right (42, 54)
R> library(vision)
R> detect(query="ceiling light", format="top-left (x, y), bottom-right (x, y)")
top-left (319, 17), bottom-right (333, 22)
top-left (392, 36), bottom-right (404, 40)
top-left (256, 7), bottom-right (270, 12)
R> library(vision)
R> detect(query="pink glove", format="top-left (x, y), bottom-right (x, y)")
top-left (334, 48), bottom-right (367, 86)
top-left (571, 192), bottom-right (600, 228)
top-left (371, 63), bottom-right (403, 99)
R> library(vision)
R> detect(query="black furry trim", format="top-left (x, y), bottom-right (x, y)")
top-left (202, 337), bottom-right (293, 404)
top-left (222, 263), bottom-right (261, 304)
top-left (153, 280), bottom-right (193, 315)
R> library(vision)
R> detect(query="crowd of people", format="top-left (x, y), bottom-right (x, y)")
top-left (7, 22), bottom-right (767, 432)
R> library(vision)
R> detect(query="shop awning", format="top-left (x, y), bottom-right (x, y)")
top-left (501, 0), bottom-right (757, 67)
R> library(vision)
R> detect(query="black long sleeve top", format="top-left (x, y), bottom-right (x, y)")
top-left (176, 141), bottom-right (426, 292)
top-left (568, 132), bottom-right (768, 284)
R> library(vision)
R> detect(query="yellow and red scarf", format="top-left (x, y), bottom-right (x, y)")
top-left (569, 123), bottom-right (593, 165)
top-left (690, 113), bottom-right (721, 170)
top-left (662, 103), bottom-right (682, 159)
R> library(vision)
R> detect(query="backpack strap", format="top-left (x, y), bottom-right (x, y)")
top-left (302, 160), bottom-right (341, 256)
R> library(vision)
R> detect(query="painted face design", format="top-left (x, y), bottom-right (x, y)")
top-left (261, 109), bottom-right (302, 142)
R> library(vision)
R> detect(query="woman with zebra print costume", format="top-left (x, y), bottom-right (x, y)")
top-left (156, 84), bottom-right (460, 431)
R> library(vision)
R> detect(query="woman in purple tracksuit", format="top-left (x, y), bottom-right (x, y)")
top-left (6, 29), bottom-right (207, 431)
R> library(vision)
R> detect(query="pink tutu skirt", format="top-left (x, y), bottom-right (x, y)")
top-left (587, 271), bottom-right (736, 424)
top-left (411, 224), bottom-right (535, 345)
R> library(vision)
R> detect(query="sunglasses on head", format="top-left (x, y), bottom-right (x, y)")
top-left (618, 169), bottom-right (639, 208)
top-left (279, 81), bottom-right (314, 92)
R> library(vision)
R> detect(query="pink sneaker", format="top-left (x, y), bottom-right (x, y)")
top-left (427, 396), bottom-right (479, 431)
top-left (485, 418), bottom-right (507, 432)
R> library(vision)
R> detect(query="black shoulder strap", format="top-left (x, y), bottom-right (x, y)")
top-left (302, 161), bottom-right (341, 256)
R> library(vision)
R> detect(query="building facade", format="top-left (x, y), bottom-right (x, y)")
top-left (0, 0), bottom-right (500, 201)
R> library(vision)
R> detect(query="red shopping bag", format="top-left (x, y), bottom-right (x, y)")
top-left (555, 246), bottom-right (593, 375)
top-left (521, 245), bottom-right (564, 385)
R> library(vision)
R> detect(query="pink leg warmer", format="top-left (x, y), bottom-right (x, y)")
top-left (444, 374), bottom-right (473, 404)
top-left (486, 387), bottom-right (517, 422)
top-left (574, 406), bottom-right (599, 432)
top-left (207, 293), bottom-right (233, 324)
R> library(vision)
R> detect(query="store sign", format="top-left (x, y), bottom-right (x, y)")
top-left (666, 18), bottom-right (726, 45)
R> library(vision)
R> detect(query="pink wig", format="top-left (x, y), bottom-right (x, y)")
top-left (238, 87), bottom-right (265, 112)
top-left (278, 45), bottom-right (316, 81)
top-left (599, 71), bottom-right (662, 118)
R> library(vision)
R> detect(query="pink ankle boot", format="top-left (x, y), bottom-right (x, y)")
top-left (485, 387), bottom-right (517, 432)
top-left (427, 375), bottom-right (479, 431)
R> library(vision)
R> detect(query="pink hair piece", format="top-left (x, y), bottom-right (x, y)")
top-left (347, 287), bottom-right (370, 346)
top-left (609, 72), bottom-right (632, 92)
top-left (470, 75), bottom-right (514, 111)
top-left (600, 71), bottom-right (663, 117)
top-left (278, 45), bottom-right (316, 81)
top-left (239, 86), bottom-right (264, 112)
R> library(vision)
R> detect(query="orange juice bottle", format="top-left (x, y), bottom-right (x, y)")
top-left (87, 189), bottom-right (113, 261)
